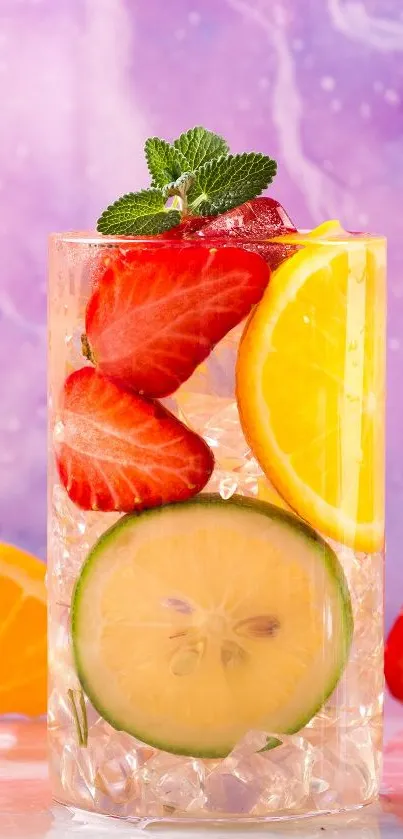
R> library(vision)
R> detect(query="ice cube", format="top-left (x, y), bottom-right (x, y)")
top-left (197, 197), bottom-right (297, 271)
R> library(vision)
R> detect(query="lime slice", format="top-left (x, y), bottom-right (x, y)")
top-left (72, 495), bottom-right (353, 758)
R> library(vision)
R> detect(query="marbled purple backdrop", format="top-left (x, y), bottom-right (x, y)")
top-left (0, 0), bottom-right (402, 625)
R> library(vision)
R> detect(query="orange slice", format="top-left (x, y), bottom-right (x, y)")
top-left (236, 234), bottom-right (386, 552)
top-left (0, 543), bottom-right (47, 715)
top-left (270, 219), bottom-right (345, 245)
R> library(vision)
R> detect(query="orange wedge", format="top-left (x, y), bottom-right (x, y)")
top-left (236, 232), bottom-right (386, 552)
top-left (0, 543), bottom-right (47, 715)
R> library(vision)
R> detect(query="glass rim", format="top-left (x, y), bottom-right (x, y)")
top-left (49, 230), bottom-right (387, 247)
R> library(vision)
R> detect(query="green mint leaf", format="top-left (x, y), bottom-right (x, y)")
top-left (67, 689), bottom-right (88, 748)
top-left (162, 172), bottom-right (196, 200)
top-left (174, 126), bottom-right (229, 172)
top-left (258, 736), bottom-right (283, 753)
top-left (188, 152), bottom-right (278, 216)
top-left (96, 189), bottom-right (181, 235)
top-left (145, 137), bottom-right (188, 188)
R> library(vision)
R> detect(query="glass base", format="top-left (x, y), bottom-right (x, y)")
top-left (53, 795), bottom-right (378, 829)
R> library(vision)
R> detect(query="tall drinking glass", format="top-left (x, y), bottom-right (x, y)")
top-left (48, 230), bottom-right (386, 824)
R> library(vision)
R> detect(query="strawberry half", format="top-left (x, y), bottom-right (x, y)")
top-left (196, 197), bottom-right (297, 271)
top-left (55, 367), bottom-right (214, 512)
top-left (85, 244), bottom-right (270, 398)
top-left (385, 611), bottom-right (403, 702)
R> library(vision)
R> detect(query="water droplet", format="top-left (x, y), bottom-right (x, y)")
top-left (188, 11), bottom-right (201, 25)
top-left (321, 76), bottom-right (335, 92)
top-left (385, 88), bottom-right (400, 105)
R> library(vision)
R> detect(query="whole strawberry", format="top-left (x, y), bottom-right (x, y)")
top-left (385, 611), bottom-right (403, 702)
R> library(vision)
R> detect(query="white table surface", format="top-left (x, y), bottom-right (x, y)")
top-left (1, 698), bottom-right (403, 838)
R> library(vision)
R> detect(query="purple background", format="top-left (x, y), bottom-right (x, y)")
top-left (0, 0), bottom-right (402, 627)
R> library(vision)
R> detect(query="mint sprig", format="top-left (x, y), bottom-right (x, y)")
top-left (97, 189), bottom-right (181, 235)
top-left (97, 126), bottom-right (278, 236)
top-left (188, 153), bottom-right (277, 216)
top-left (162, 172), bottom-right (196, 201)
top-left (174, 126), bottom-right (229, 171)
top-left (258, 735), bottom-right (283, 752)
top-left (145, 137), bottom-right (187, 188)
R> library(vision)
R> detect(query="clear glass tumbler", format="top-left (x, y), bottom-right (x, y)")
top-left (48, 230), bottom-right (386, 824)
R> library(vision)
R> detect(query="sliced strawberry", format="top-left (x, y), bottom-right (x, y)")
top-left (385, 611), bottom-right (403, 702)
top-left (196, 197), bottom-right (297, 271)
top-left (55, 368), bottom-right (214, 512)
top-left (85, 244), bottom-right (270, 398)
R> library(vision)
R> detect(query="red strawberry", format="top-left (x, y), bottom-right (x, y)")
top-left (55, 367), bottom-right (214, 512)
top-left (85, 244), bottom-right (270, 398)
top-left (196, 197), bottom-right (297, 271)
top-left (385, 611), bottom-right (403, 702)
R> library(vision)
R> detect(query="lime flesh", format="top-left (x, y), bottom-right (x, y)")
top-left (72, 495), bottom-right (353, 758)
